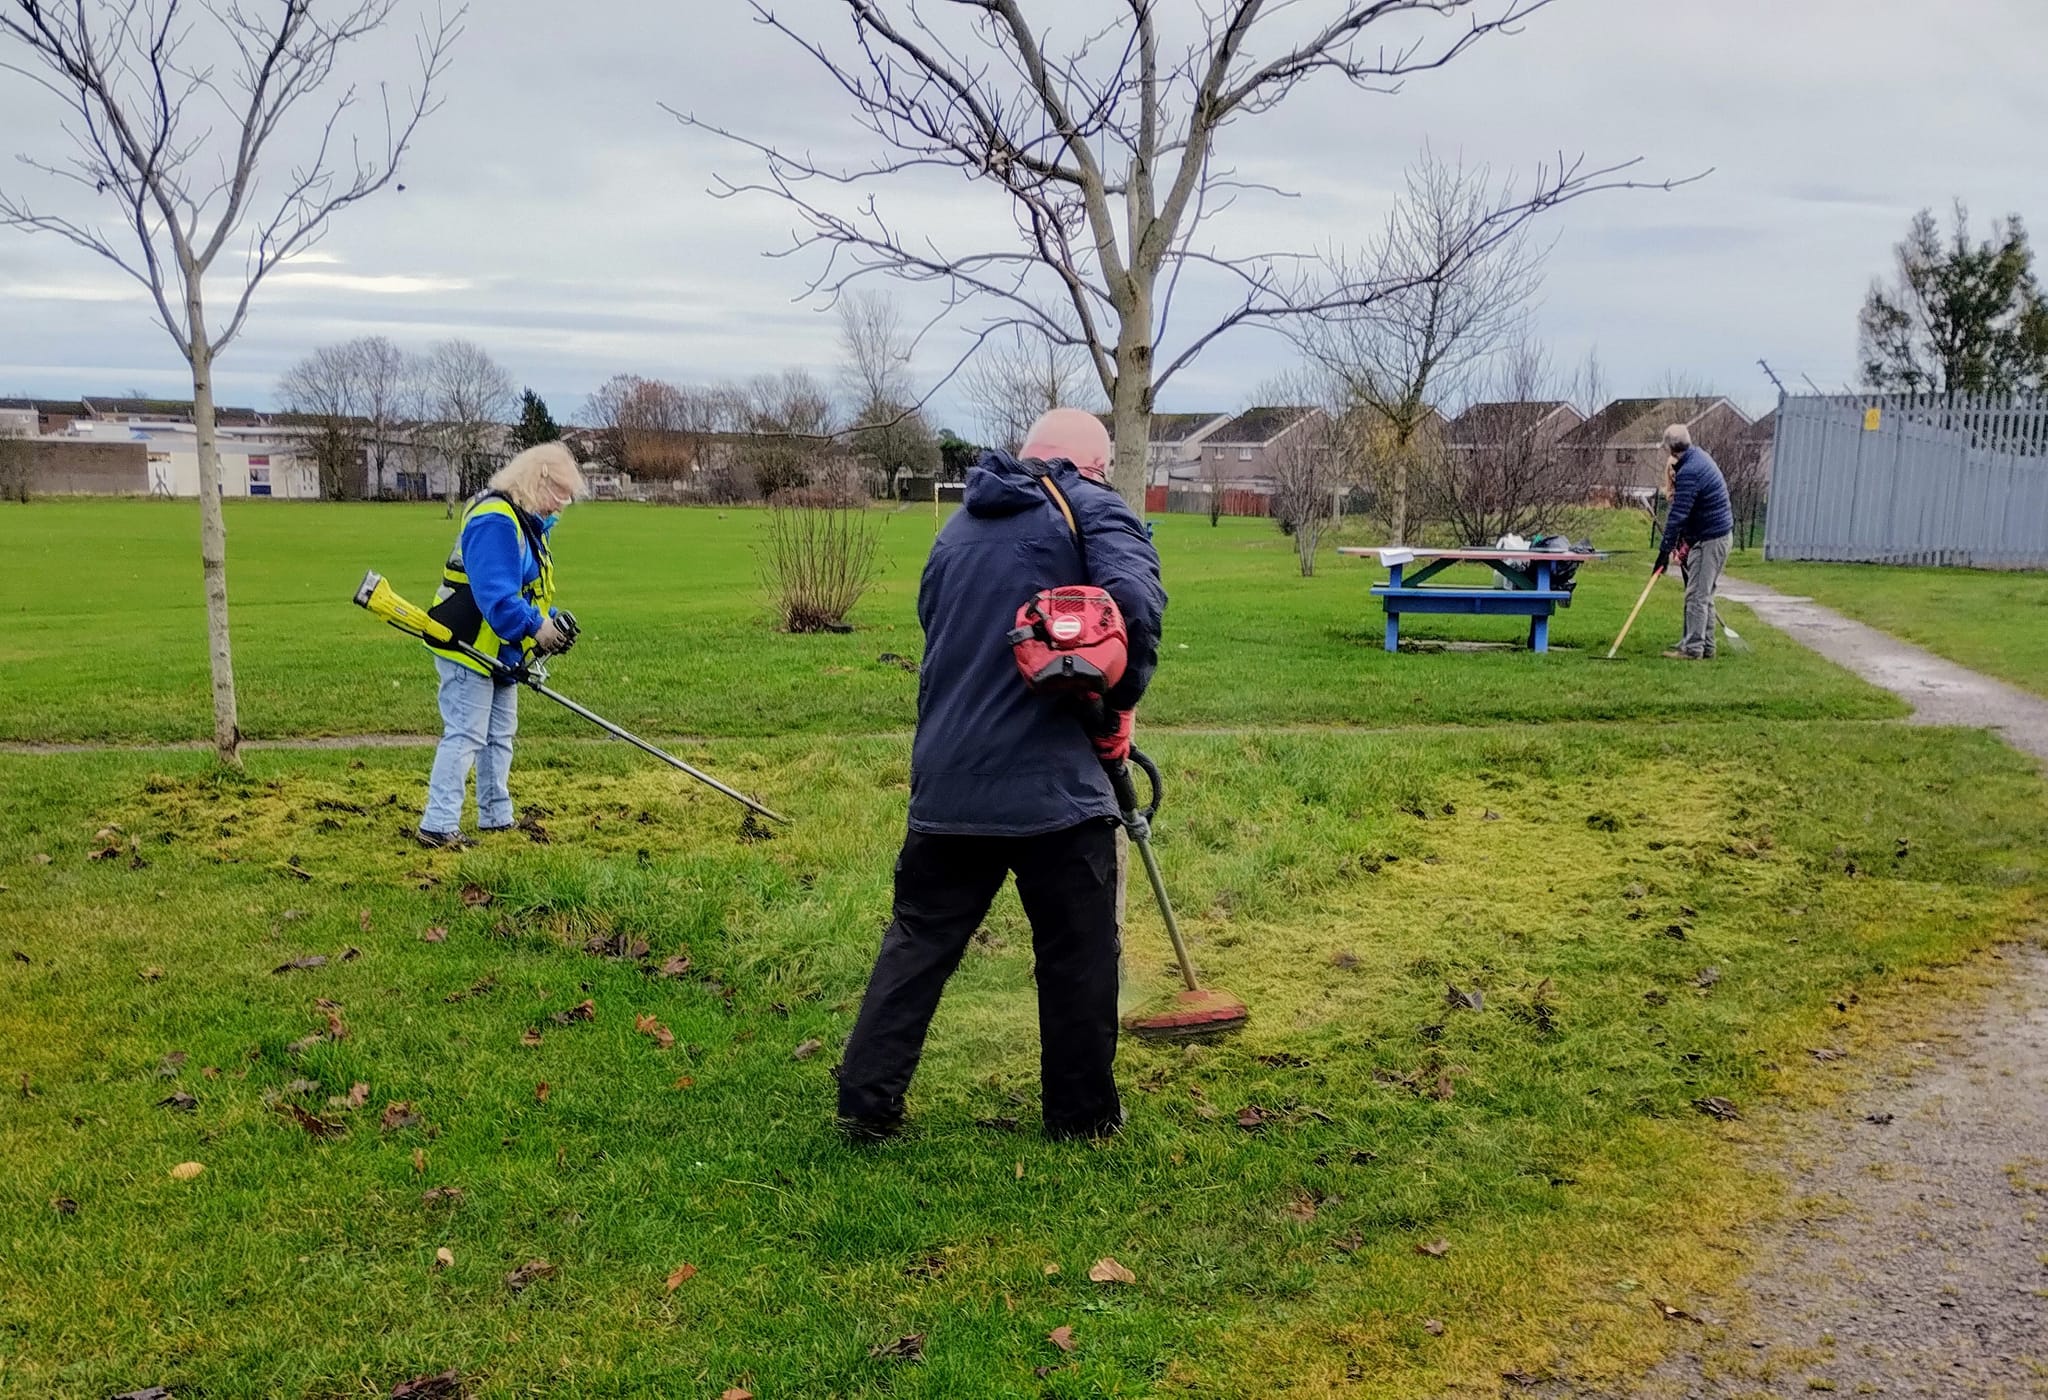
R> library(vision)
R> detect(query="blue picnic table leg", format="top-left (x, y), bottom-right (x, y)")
top-left (1531, 560), bottom-right (1552, 653)
top-left (1383, 562), bottom-right (1402, 653)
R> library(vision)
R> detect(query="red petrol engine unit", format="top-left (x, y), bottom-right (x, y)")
top-left (1007, 585), bottom-right (1127, 697)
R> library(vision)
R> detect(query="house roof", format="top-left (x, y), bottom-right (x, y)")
top-left (1091, 411), bottom-right (1230, 445)
top-left (1744, 407), bottom-right (1777, 441)
top-left (1204, 405), bottom-right (1319, 446)
top-left (1559, 396), bottom-right (1746, 450)
top-left (1443, 400), bottom-right (1577, 446)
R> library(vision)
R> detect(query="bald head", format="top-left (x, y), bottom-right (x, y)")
top-left (1021, 408), bottom-right (1112, 482)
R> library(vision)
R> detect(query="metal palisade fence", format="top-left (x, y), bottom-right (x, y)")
top-left (1765, 392), bottom-right (2048, 568)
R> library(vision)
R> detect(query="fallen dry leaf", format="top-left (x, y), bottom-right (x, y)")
top-left (109, 1390), bottom-right (171, 1400)
top-left (286, 1033), bottom-right (326, 1056)
top-left (443, 977), bottom-right (496, 1004)
top-left (548, 999), bottom-right (595, 1026)
top-left (1236, 1104), bottom-right (1267, 1131)
top-left (1445, 983), bottom-right (1484, 1012)
top-left (1652, 1297), bottom-right (1704, 1323)
top-left (1087, 1256), bottom-right (1136, 1285)
top-left (672, 1075), bottom-right (695, 1090)
top-left (657, 953), bottom-right (693, 978)
top-left (504, 1258), bottom-right (556, 1294)
top-left (1809, 1046), bottom-right (1846, 1063)
top-left (1692, 1095), bottom-right (1742, 1122)
top-left (280, 1102), bottom-right (346, 1139)
top-left (272, 955), bottom-right (327, 975)
top-left (202, 1065), bottom-right (219, 1080)
top-left (169, 1161), bottom-right (205, 1181)
top-left (9, 949), bottom-right (27, 964)
top-left (534, 1081), bottom-right (550, 1104)
top-left (421, 1186), bottom-right (464, 1207)
top-left (50, 1195), bottom-right (79, 1215)
top-left (1332, 1230), bottom-right (1364, 1254)
top-left (460, 883), bottom-right (493, 907)
top-left (720, 1391), bottom-right (754, 1400)
top-left (1047, 1325), bottom-right (1076, 1352)
top-left (1423, 1318), bottom-right (1445, 1336)
top-left (139, 966), bottom-right (164, 982)
top-left (329, 1082), bottom-right (371, 1111)
top-left (359, 908), bottom-right (373, 932)
top-left (1284, 1194), bottom-right (1319, 1223)
top-left (868, 1333), bottom-right (924, 1361)
top-left (520, 1027), bottom-right (543, 1048)
top-left (154, 1051), bottom-right (188, 1078)
top-left (32, 853), bottom-right (51, 865)
top-left (281, 1078), bottom-right (320, 1096)
top-left (1329, 949), bottom-right (1360, 970)
top-left (340, 946), bottom-right (362, 963)
top-left (381, 1102), bottom-right (423, 1132)
top-left (156, 1091), bottom-right (198, 1113)
top-left (420, 926), bottom-right (448, 943)
top-left (390, 1369), bottom-right (464, 1399)
top-left (664, 1262), bottom-right (698, 1292)
top-left (434, 1246), bottom-right (455, 1271)
top-left (792, 1037), bottom-right (824, 1061)
top-left (1414, 1238), bottom-right (1451, 1258)
top-left (413, 1147), bottom-right (427, 1174)
top-left (323, 1007), bottom-right (350, 1041)
top-left (1042, 1262), bottom-right (1060, 1278)
top-left (635, 1013), bottom-right (676, 1050)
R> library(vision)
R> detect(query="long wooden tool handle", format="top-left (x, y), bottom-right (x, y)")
top-left (1606, 568), bottom-right (1664, 659)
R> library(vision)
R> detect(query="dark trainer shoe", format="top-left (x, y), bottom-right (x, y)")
top-left (415, 828), bottom-right (474, 849)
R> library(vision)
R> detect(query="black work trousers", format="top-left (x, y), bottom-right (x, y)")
top-left (836, 819), bottom-right (1122, 1134)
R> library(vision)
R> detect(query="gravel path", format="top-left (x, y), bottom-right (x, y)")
top-left (1621, 580), bottom-right (2048, 1398)
top-left (1718, 578), bottom-right (2048, 764)
top-left (1633, 942), bottom-right (2048, 1399)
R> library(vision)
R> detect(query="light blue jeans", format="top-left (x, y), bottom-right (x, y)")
top-left (422, 656), bottom-right (518, 833)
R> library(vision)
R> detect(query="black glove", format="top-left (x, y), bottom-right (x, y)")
top-left (1653, 548), bottom-right (1671, 575)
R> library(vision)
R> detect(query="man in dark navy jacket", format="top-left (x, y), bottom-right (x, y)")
top-left (837, 409), bottom-right (1167, 1141)
top-left (1654, 424), bottom-right (1736, 660)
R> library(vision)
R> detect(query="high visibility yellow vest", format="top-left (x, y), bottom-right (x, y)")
top-left (425, 492), bottom-right (555, 676)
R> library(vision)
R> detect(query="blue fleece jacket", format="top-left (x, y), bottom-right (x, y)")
top-left (462, 504), bottom-right (554, 666)
top-left (1661, 445), bottom-right (1734, 551)
top-left (909, 450), bottom-right (1167, 837)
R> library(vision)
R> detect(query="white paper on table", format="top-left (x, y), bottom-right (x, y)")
top-left (1378, 547), bottom-right (1416, 567)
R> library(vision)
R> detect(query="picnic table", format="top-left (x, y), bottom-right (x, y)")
top-left (1336, 546), bottom-right (1605, 654)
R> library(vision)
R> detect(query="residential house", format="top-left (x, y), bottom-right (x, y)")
top-left (1442, 400), bottom-right (1585, 455)
top-left (1173, 406), bottom-right (1328, 490)
top-left (1558, 396), bottom-right (1753, 503)
top-left (1095, 411), bottom-right (1233, 485)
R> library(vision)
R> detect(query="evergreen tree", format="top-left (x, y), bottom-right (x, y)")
top-left (1860, 203), bottom-right (2048, 396)
top-left (508, 388), bottom-right (562, 451)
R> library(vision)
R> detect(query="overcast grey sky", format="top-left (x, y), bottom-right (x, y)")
top-left (2, 0), bottom-right (2044, 429)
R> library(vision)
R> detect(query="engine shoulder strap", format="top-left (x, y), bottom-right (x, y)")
top-left (1035, 474), bottom-right (1088, 579)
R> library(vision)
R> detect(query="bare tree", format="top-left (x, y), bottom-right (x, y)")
top-left (1426, 340), bottom-right (1591, 545)
top-left (277, 343), bottom-right (366, 499)
top-left (961, 325), bottom-right (1099, 454)
top-left (838, 290), bottom-right (938, 493)
top-left (425, 338), bottom-right (513, 512)
top-left (584, 374), bottom-right (731, 489)
top-left (0, 2), bottom-right (461, 766)
top-left (680, 2), bottom-right (1688, 512)
top-left (1299, 150), bottom-right (1543, 543)
top-left (352, 335), bottom-right (414, 498)
top-left (1260, 373), bottom-right (1343, 575)
top-left (732, 369), bottom-right (838, 498)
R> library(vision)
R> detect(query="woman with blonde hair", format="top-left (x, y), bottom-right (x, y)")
top-left (416, 442), bottom-right (585, 847)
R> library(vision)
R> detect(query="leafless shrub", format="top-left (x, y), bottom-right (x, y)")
top-left (1427, 342), bottom-right (1597, 545)
top-left (761, 490), bottom-right (881, 633)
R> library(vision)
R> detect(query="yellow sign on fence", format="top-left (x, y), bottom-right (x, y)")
top-left (1863, 406), bottom-right (1883, 432)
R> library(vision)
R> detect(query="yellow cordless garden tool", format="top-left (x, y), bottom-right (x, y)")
top-left (352, 571), bottom-right (787, 824)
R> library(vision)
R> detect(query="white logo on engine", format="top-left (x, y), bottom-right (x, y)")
top-left (1050, 616), bottom-right (1083, 641)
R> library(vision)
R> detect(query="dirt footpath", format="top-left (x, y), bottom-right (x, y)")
top-left (1630, 941), bottom-right (2048, 1398)
top-left (1630, 577), bottom-right (2048, 1398)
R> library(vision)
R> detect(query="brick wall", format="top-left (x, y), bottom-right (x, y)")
top-left (29, 440), bottom-right (149, 494)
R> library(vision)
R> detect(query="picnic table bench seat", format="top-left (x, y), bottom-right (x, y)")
top-left (1338, 546), bottom-right (1604, 654)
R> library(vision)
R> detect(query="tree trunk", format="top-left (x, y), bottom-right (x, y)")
top-left (1389, 447), bottom-right (1410, 546)
top-left (187, 296), bottom-right (242, 769)
top-left (1109, 326), bottom-right (1153, 513)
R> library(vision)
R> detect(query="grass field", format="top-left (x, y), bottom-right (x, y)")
top-left (1729, 556), bottom-right (2048, 698)
top-left (3, 500), bottom-right (1898, 744)
top-left (2, 499), bottom-right (2042, 1399)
